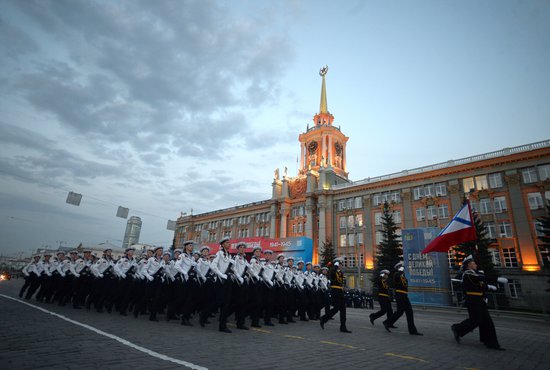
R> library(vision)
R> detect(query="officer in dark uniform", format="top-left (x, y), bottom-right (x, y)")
top-left (383, 261), bottom-right (422, 335)
top-left (369, 269), bottom-right (394, 326)
top-left (320, 257), bottom-right (351, 333)
top-left (451, 255), bottom-right (506, 350)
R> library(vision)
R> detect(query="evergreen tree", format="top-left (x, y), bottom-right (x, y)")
top-left (372, 201), bottom-right (402, 283)
top-left (320, 237), bottom-right (336, 267)
top-left (451, 211), bottom-right (497, 279)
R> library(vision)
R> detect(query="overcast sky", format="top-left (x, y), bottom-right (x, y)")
top-left (1, 0), bottom-right (549, 256)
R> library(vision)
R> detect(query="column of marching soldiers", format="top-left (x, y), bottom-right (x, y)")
top-left (19, 237), bottom-right (336, 333)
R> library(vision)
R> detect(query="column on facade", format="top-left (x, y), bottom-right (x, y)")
top-left (505, 171), bottom-right (540, 270)
top-left (305, 196), bottom-right (314, 239)
top-left (270, 203), bottom-right (277, 238)
top-left (448, 180), bottom-right (462, 212)
top-left (279, 203), bottom-right (289, 238)
top-left (321, 135), bottom-right (326, 166)
top-left (328, 135), bottom-right (333, 167)
top-left (343, 142), bottom-right (347, 173)
top-left (300, 143), bottom-right (305, 171)
top-left (317, 195), bottom-right (326, 252)
top-left (401, 188), bottom-right (413, 227)
top-left (363, 195), bottom-right (374, 270)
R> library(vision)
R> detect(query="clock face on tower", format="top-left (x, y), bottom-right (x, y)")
top-left (308, 141), bottom-right (318, 154)
top-left (335, 142), bottom-right (342, 155)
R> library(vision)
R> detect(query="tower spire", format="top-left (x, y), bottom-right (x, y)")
top-left (319, 65), bottom-right (328, 114)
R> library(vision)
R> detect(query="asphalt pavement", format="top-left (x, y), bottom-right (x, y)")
top-left (1, 279), bottom-right (549, 370)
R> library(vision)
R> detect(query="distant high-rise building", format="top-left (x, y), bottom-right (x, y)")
top-left (122, 216), bottom-right (142, 249)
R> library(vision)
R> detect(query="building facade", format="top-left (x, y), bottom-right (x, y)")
top-left (174, 69), bottom-right (550, 309)
top-left (122, 216), bottom-right (142, 249)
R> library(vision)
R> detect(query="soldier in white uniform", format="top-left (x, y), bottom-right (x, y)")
top-left (232, 242), bottom-right (249, 330)
top-left (35, 252), bottom-right (53, 303)
top-left (247, 246), bottom-right (263, 328)
top-left (114, 247), bottom-right (137, 316)
top-left (203, 237), bottom-right (234, 333)
top-left (178, 241), bottom-right (199, 326)
top-left (20, 254), bottom-right (41, 299)
top-left (142, 246), bottom-right (164, 321)
top-left (260, 250), bottom-right (276, 326)
top-left (132, 250), bottom-right (153, 317)
top-left (196, 246), bottom-right (215, 326)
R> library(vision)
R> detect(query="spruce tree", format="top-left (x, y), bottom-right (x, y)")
top-left (372, 201), bottom-right (402, 283)
top-left (320, 237), bottom-right (336, 267)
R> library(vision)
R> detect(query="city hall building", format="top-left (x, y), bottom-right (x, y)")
top-left (174, 69), bottom-right (550, 308)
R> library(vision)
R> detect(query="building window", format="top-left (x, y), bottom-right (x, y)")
top-left (479, 198), bottom-right (492, 215)
top-left (416, 208), bottom-right (425, 221)
top-left (522, 167), bottom-right (538, 184)
top-left (502, 248), bottom-right (518, 267)
top-left (538, 164), bottom-right (550, 181)
top-left (338, 200), bottom-right (346, 211)
top-left (507, 279), bottom-right (522, 298)
top-left (490, 249), bottom-right (501, 267)
top-left (435, 182), bottom-right (447, 196)
top-left (486, 222), bottom-right (497, 239)
top-left (348, 233), bottom-right (355, 246)
top-left (427, 205), bottom-right (437, 220)
top-left (494, 196), bottom-right (507, 213)
top-left (357, 232), bottom-right (364, 245)
top-left (340, 234), bottom-right (347, 247)
top-left (475, 175), bottom-right (488, 190)
top-left (347, 215), bottom-right (355, 228)
top-left (424, 184), bottom-right (435, 198)
top-left (339, 216), bottom-right (346, 229)
top-left (292, 224), bottom-right (296, 234)
top-left (413, 187), bottom-right (424, 200)
top-left (354, 197), bottom-right (362, 209)
top-left (356, 214), bottom-right (363, 227)
top-left (375, 231), bottom-right (383, 245)
top-left (488, 173), bottom-right (503, 188)
top-left (372, 194), bottom-right (382, 206)
top-left (527, 192), bottom-right (544, 210)
top-left (390, 191), bottom-right (401, 203)
top-left (393, 210), bottom-right (402, 224)
top-left (264, 227), bottom-right (269, 236)
top-left (540, 246), bottom-right (550, 267)
top-left (438, 204), bottom-right (450, 219)
top-left (298, 223), bottom-right (303, 233)
top-left (347, 198), bottom-right (353, 210)
top-left (499, 222), bottom-right (513, 238)
top-left (462, 178), bottom-right (475, 193)
top-left (470, 201), bottom-right (478, 213)
top-left (374, 212), bottom-right (382, 226)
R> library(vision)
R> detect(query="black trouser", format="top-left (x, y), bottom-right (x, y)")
top-left (167, 278), bottom-right (185, 319)
top-left (233, 281), bottom-right (249, 326)
top-left (322, 288), bottom-right (347, 329)
top-left (261, 284), bottom-right (275, 324)
top-left (385, 292), bottom-right (418, 334)
top-left (181, 279), bottom-right (200, 320)
top-left (453, 300), bottom-right (500, 348)
top-left (297, 288), bottom-right (308, 320)
top-left (147, 277), bottom-right (162, 319)
top-left (248, 282), bottom-right (262, 325)
top-left (25, 274), bottom-right (43, 300)
top-left (20, 275), bottom-right (35, 298)
top-left (370, 295), bottom-right (393, 321)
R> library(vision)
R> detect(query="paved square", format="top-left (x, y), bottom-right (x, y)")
top-left (1, 279), bottom-right (549, 369)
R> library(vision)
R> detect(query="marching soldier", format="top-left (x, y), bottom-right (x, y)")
top-left (274, 253), bottom-right (288, 324)
top-left (294, 260), bottom-right (308, 321)
top-left (178, 241), bottom-right (199, 326)
top-left (142, 246), bottom-right (164, 321)
top-left (233, 242), bottom-right (249, 330)
top-left (35, 252), bottom-right (53, 303)
top-left (383, 262), bottom-right (423, 335)
top-left (319, 266), bottom-right (331, 317)
top-left (247, 246), bottom-right (263, 328)
top-left (304, 262), bottom-right (316, 320)
top-left (203, 237), bottom-right (234, 333)
top-left (20, 254), bottom-right (41, 299)
top-left (451, 255), bottom-right (506, 350)
top-left (369, 269), bottom-right (394, 326)
top-left (196, 246), bottom-right (215, 323)
top-left (320, 257), bottom-right (351, 333)
top-left (260, 250), bottom-right (276, 326)
top-left (114, 247), bottom-right (137, 316)
top-left (164, 248), bottom-right (183, 321)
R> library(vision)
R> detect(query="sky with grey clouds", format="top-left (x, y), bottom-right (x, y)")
top-left (1, 0), bottom-right (549, 255)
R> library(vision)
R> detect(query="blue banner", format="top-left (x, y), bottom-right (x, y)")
top-left (402, 228), bottom-right (451, 306)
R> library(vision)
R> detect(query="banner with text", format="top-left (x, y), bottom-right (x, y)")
top-left (402, 228), bottom-right (452, 306)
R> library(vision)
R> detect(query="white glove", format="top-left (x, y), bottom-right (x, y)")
top-left (238, 276), bottom-right (244, 285)
top-left (497, 277), bottom-right (508, 284)
top-left (147, 275), bottom-right (153, 282)
top-left (488, 284), bottom-right (497, 291)
top-left (74, 273), bottom-right (80, 278)
top-left (398, 267), bottom-right (404, 272)
top-left (99, 273), bottom-right (104, 278)
top-left (221, 273), bottom-right (228, 280)
top-left (478, 270), bottom-right (485, 274)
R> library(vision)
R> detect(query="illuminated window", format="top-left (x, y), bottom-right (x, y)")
top-left (494, 196), bottom-right (507, 213)
top-left (356, 214), bottom-right (363, 227)
top-left (488, 173), bottom-right (503, 188)
top-left (462, 178), bottom-right (475, 193)
top-left (522, 167), bottom-right (538, 184)
top-left (502, 248), bottom-right (518, 267)
top-left (475, 175), bottom-right (488, 190)
top-left (340, 234), bottom-right (347, 247)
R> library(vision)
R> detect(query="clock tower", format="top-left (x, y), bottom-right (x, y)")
top-left (298, 66), bottom-right (349, 179)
